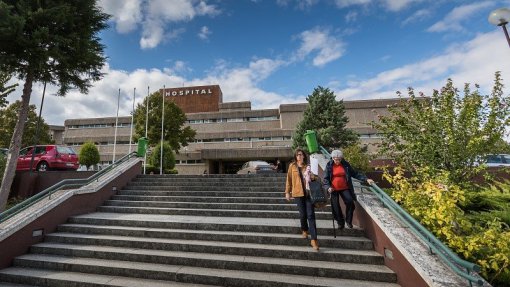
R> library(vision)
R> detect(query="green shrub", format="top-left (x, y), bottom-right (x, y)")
top-left (384, 167), bottom-right (510, 286)
top-left (148, 142), bottom-right (175, 171)
top-left (343, 142), bottom-right (371, 173)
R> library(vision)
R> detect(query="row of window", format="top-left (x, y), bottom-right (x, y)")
top-left (187, 116), bottom-right (278, 124)
top-left (193, 136), bottom-right (292, 143)
top-left (65, 134), bottom-right (379, 147)
top-left (68, 123), bottom-right (132, 129)
top-left (176, 160), bottom-right (203, 164)
top-left (68, 141), bottom-right (133, 146)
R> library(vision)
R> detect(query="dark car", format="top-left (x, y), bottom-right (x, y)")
top-left (16, 145), bottom-right (79, 171)
top-left (237, 160), bottom-right (276, 174)
top-left (0, 148), bottom-right (7, 157)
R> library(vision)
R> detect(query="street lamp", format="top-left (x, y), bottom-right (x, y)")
top-left (488, 7), bottom-right (510, 48)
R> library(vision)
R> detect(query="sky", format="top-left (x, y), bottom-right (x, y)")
top-left (6, 0), bottom-right (510, 126)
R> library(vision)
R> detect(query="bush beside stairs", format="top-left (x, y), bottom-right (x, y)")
top-left (0, 174), bottom-right (400, 287)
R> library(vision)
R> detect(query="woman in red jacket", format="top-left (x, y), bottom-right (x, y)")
top-left (323, 149), bottom-right (374, 229)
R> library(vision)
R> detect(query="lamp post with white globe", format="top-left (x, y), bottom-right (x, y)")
top-left (489, 7), bottom-right (510, 48)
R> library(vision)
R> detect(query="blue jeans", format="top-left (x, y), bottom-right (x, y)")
top-left (295, 196), bottom-right (317, 240)
top-left (331, 190), bottom-right (355, 226)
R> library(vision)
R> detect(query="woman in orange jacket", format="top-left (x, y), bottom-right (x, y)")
top-left (284, 148), bottom-right (319, 251)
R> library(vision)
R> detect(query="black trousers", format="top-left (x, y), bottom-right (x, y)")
top-left (295, 196), bottom-right (317, 240)
top-left (330, 190), bottom-right (355, 225)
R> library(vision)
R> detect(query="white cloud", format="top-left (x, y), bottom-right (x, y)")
top-left (382, 0), bottom-right (418, 12)
top-left (294, 27), bottom-right (345, 67)
top-left (427, 2), bottom-right (495, 33)
top-left (198, 26), bottom-right (211, 40)
top-left (276, 0), bottom-right (319, 9)
top-left (334, 0), bottom-right (417, 11)
top-left (335, 31), bottom-right (510, 101)
top-left (99, 0), bottom-right (220, 49)
top-left (334, 0), bottom-right (371, 8)
top-left (402, 8), bottom-right (431, 26)
top-left (99, 0), bottom-right (142, 33)
top-left (345, 11), bottom-right (358, 23)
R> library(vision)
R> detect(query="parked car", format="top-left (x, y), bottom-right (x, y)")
top-left (484, 154), bottom-right (510, 167)
top-left (0, 148), bottom-right (7, 157)
top-left (237, 160), bottom-right (276, 174)
top-left (16, 145), bottom-right (79, 171)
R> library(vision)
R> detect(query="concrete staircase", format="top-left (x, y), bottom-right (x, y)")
top-left (0, 174), bottom-right (399, 287)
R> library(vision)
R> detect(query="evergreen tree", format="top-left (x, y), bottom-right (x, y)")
top-left (293, 86), bottom-right (358, 151)
top-left (79, 142), bottom-right (100, 170)
top-left (0, 71), bottom-right (16, 108)
top-left (132, 91), bottom-right (196, 154)
top-left (0, 0), bottom-right (109, 211)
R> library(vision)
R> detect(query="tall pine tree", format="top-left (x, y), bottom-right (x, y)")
top-left (293, 86), bottom-right (358, 151)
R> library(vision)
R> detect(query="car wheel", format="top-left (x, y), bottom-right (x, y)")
top-left (36, 161), bottom-right (49, 172)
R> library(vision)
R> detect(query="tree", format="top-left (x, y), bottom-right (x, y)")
top-left (372, 72), bottom-right (510, 185)
top-left (0, 0), bottom-right (109, 211)
top-left (79, 142), bottom-right (100, 170)
top-left (293, 86), bottom-right (358, 151)
top-left (132, 91), bottom-right (196, 153)
top-left (0, 101), bottom-right (53, 148)
top-left (149, 142), bottom-right (176, 173)
top-left (343, 142), bottom-right (371, 173)
top-left (0, 71), bottom-right (16, 108)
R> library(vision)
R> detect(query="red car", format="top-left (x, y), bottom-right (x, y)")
top-left (16, 145), bottom-right (79, 171)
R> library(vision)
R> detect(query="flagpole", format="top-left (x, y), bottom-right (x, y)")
top-left (144, 86), bottom-right (149, 175)
top-left (160, 85), bottom-right (165, 175)
top-left (129, 87), bottom-right (136, 154)
top-left (112, 88), bottom-right (120, 164)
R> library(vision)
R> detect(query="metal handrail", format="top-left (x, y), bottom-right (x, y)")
top-left (318, 146), bottom-right (483, 286)
top-left (0, 151), bottom-right (138, 224)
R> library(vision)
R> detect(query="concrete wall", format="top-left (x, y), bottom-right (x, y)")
top-left (0, 161), bottom-right (142, 269)
top-left (11, 171), bottom-right (96, 199)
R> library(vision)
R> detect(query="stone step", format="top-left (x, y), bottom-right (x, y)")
top-left (97, 206), bottom-right (334, 219)
top-left (56, 224), bottom-right (373, 250)
top-left (36, 231), bottom-right (381, 263)
top-left (103, 200), bottom-right (322, 211)
top-left (136, 174), bottom-right (287, 179)
top-left (46, 233), bottom-right (374, 264)
top-left (0, 282), bottom-right (37, 287)
top-left (0, 267), bottom-right (215, 287)
top-left (67, 213), bottom-right (362, 238)
top-left (116, 190), bottom-right (283, 197)
top-left (24, 245), bottom-right (395, 282)
top-left (11, 255), bottom-right (398, 286)
top-left (110, 195), bottom-right (290, 204)
top-left (125, 183), bottom-right (286, 189)
top-left (122, 185), bottom-right (282, 192)
top-left (128, 180), bottom-right (286, 186)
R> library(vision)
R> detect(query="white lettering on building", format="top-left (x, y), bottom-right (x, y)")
top-left (165, 88), bottom-right (213, 97)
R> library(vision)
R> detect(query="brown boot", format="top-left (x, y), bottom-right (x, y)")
top-left (311, 239), bottom-right (319, 251)
top-left (301, 230), bottom-right (309, 238)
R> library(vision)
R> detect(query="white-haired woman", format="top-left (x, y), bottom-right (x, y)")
top-left (323, 149), bottom-right (374, 229)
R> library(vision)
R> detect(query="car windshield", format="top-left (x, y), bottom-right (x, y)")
top-left (251, 161), bottom-right (270, 166)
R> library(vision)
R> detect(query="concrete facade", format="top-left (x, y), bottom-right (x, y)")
top-left (61, 85), bottom-right (399, 174)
